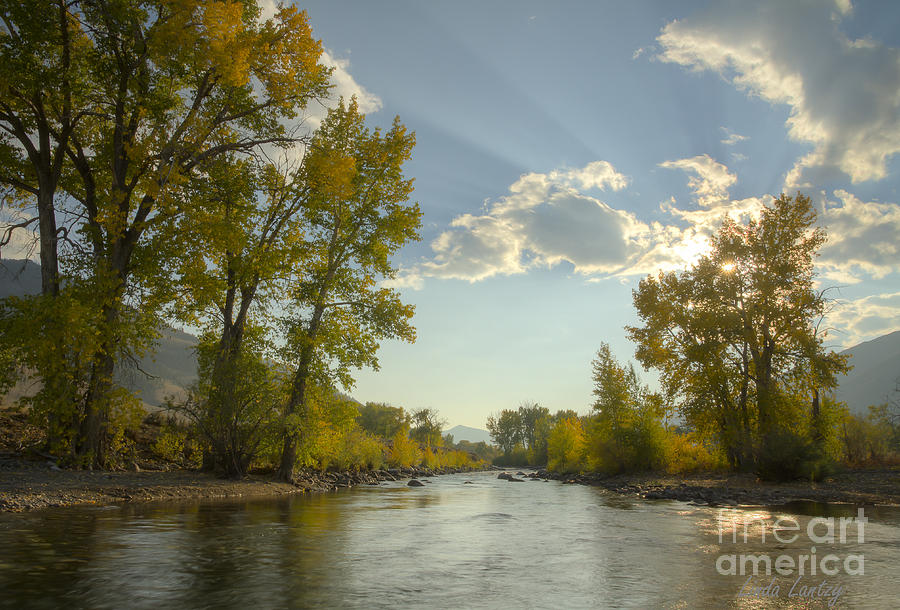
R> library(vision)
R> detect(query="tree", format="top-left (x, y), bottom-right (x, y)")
top-left (486, 409), bottom-right (523, 455)
top-left (409, 407), bottom-right (446, 447)
top-left (277, 99), bottom-right (420, 482)
top-left (1, 0), bottom-right (331, 468)
top-left (171, 153), bottom-right (311, 476)
top-left (517, 401), bottom-right (550, 451)
top-left (547, 416), bottom-right (585, 474)
top-left (628, 193), bottom-right (849, 471)
top-left (588, 343), bottom-right (665, 473)
top-left (0, 0), bottom-right (92, 295)
top-left (356, 402), bottom-right (410, 439)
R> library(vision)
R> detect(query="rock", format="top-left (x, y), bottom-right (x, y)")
top-left (463, 481), bottom-right (473, 484)
top-left (507, 477), bottom-right (525, 482)
top-left (407, 479), bottom-right (425, 487)
top-left (498, 473), bottom-right (512, 480)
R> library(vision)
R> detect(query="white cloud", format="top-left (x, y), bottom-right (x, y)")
top-left (0, 203), bottom-right (40, 261)
top-left (319, 50), bottom-right (382, 115)
top-left (419, 163), bottom-right (644, 282)
top-left (381, 268), bottom-right (425, 291)
top-left (656, 0), bottom-right (900, 186)
top-left (720, 127), bottom-right (748, 146)
top-left (549, 161), bottom-right (630, 192)
top-left (257, 0), bottom-right (278, 22)
top-left (395, 157), bottom-right (752, 285)
top-left (819, 190), bottom-right (900, 279)
top-left (394, 153), bottom-right (898, 313)
top-left (0, 222), bottom-right (39, 260)
top-left (659, 154), bottom-right (736, 208)
top-left (827, 292), bottom-right (900, 348)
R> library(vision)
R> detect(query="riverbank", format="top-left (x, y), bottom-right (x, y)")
top-left (528, 468), bottom-right (900, 506)
top-left (0, 456), bottom-right (483, 512)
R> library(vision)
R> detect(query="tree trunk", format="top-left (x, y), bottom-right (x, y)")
top-left (36, 186), bottom-right (60, 297)
top-left (278, 359), bottom-right (310, 482)
top-left (77, 345), bottom-right (115, 469)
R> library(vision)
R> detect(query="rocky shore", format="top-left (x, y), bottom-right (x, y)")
top-left (0, 456), bottom-right (485, 513)
top-left (519, 468), bottom-right (900, 506)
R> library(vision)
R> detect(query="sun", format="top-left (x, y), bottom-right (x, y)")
top-left (721, 262), bottom-right (736, 272)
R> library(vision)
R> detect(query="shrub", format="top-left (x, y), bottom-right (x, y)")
top-left (663, 431), bottom-right (722, 474)
top-left (387, 430), bottom-right (422, 468)
top-left (756, 430), bottom-right (835, 481)
top-left (492, 446), bottom-right (529, 467)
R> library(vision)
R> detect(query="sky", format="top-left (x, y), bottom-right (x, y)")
top-left (274, 0), bottom-right (900, 429)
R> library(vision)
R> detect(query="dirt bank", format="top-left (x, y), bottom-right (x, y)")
top-left (0, 457), bottom-right (482, 513)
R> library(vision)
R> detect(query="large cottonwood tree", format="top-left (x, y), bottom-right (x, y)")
top-left (1, 0), bottom-right (330, 467)
top-left (277, 99), bottom-right (421, 482)
top-left (627, 193), bottom-right (849, 469)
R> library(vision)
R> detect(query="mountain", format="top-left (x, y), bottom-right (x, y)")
top-left (0, 259), bottom-right (41, 298)
top-left (445, 424), bottom-right (492, 445)
top-left (834, 330), bottom-right (900, 415)
top-left (0, 258), bottom-right (198, 409)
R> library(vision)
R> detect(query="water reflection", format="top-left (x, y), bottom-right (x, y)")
top-left (1, 473), bottom-right (898, 608)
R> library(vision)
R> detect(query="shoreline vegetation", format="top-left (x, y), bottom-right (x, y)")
top-left (3, 457), bottom-right (898, 514)
top-left (531, 468), bottom-right (900, 507)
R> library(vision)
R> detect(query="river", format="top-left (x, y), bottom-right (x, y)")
top-left (1, 470), bottom-right (898, 608)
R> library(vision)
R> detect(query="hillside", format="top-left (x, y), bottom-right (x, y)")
top-left (1, 259), bottom-right (198, 409)
top-left (445, 424), bottom-right (492, 444)
top-left (834, 330), bottom-right (900, 414)
top-left (0, 259), bottom-right (41, 299)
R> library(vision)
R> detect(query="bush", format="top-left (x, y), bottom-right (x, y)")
top-left (663, 431), bottom-right (722, 474)
top-left (840, 412), bottom-right (894, 466)
top-left (493, 446), bottom-right (529, 467)
top-left (325, 428), bottom-right (385, 471)
top-left (756, 430), bottom-right (836, 482)
top-left (387, 430), bottom-right (422, 468)
top-left (585, 410), bottom-right (667, 474)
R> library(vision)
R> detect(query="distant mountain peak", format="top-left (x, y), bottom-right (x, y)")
top-left (445, 424), bottom-right (492, 445)
top-left (835, 330), bottom-right (900, 414)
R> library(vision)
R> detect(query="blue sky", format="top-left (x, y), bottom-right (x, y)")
top-left (269, 0), bottom-right (900, 428)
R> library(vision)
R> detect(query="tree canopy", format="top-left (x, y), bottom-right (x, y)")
top-left (627, 193), bottom-right (849, 472)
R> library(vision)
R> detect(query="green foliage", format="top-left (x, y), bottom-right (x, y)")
top-left (278, 98), bottom-right (421, 480)
top-left (168, 327), bottom-right (285, 477)
top-left (409, 408), bottom-right (446, 447)
top-left (585, 344), bottom-right (667, 474)
top-left (628, 193), bottom-right (849, 471)
top-left (486, 409), bottom-right (523, 455)
top-left (547, 417), bottom-right (586, 474)
top-left (317, 428), bottom-right (385, 472)
top-left (357, 402), bottom-right (411, 438)
top-left (839, 403), bottom-right (900, 466)
top-left (453, 439), bottom-right (500, 462)
top-left (492, 446), bottom-right (530, 467)
top-left (756, 429), bottom-right (836, 482)
top-left (151, 419), bottom-right (201, 468)
top-left (0, 0), bottom-right (331, 468)
top-left (661, 431), bottom-right (722, 474)
top-left (386, 430), bottom-right (422, 468)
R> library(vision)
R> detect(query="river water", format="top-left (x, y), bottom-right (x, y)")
top-left (1, 470), bottom-right (899, 608)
